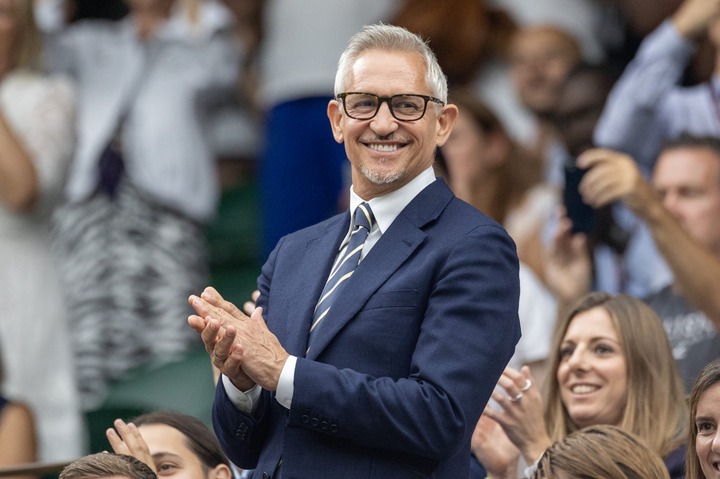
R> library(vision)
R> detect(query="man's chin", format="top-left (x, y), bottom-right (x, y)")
top-left (361, 167), bottom-right (404, 185)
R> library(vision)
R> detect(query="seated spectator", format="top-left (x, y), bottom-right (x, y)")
top-left (471, 292), bottom-right (687, 479)
top-left (547, 135), bottom-right (720, 389)
top-left (532, 425), bottom-right (671, 479)
top-left (684, 358), bottom-right (720, 479)
top-left (595, 0), bottom-right (720, 171)
top-left (60, 453), bottom-right (156, 479)
top-left (0, 0), bottom-right (83, 461)
top-left (105, 411), bottom-right (234, 479)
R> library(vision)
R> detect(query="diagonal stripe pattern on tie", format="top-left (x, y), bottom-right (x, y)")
top-left (307, 202), bottom-right (375, 354)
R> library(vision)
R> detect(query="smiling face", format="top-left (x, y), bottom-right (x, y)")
top-left (557, 307), bottom-right (628, 429)
top-left (328, 49), bottom-right (457, 200)
top-left (652, 146), bottom-right (720, 257)
top-left (696, 383), bottom-right (720, 479)
top-left (138, 424), bottom-right (222, 479)
top-left (509, 26), bottom-right (580, 116)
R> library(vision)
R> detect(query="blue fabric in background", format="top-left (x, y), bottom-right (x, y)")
top-left (259, 96), bottom-right (347, 261)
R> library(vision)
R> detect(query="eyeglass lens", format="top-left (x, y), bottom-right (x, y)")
top-left (343, 93), bottom-right (429, 120)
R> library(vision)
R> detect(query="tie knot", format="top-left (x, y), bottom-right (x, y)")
top-left (354, 203), bottom-right (375, 232)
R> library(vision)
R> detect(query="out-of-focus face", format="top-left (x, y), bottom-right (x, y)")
top-left (695, 382), bottom-right (720, 479)
top-left (441, 109), bottom-right (496, 183)
top-left (510, 27), bottom-right (580, 116)
top-left (653, 147), bottom-right (720, 257)
top-left (327, 49), bottom-right (457, 200)
top-left (553, 72), bottom-right (609, 157)
top-left (125, 0), bottom-right (174, 13)
top-left (138, 424), bottom-right (211, 479)
top-left (709, 17), bottom-right (720, 49)
top-left (557, 307), bottom-right (628, 429)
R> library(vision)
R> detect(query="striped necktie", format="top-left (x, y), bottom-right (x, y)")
top-left (307, 202), bottom-right (375, 354)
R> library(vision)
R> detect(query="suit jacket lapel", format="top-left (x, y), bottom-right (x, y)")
top-left (305, 179), bottom-right (454, 360)
top-left (281, 215), bottom-right (349, 356)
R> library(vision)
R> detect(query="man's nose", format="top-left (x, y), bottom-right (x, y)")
top-left (370, 102), bottom-right (399, 133)
top-left (662, 192), bottom-right (682, 220)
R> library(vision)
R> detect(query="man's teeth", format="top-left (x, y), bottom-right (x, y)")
top-left (369, 144), bottom-right (399, 152)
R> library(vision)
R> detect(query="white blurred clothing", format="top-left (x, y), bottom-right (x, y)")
top-left (0, 70), bottom-right (84, 461)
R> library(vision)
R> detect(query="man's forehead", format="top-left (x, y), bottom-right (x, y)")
top-left (654, 147), bottom-right (720, 186)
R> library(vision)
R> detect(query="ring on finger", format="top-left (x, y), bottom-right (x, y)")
top-left (520, 379), bottom-right (532, 392)
top-left (509, 392), bottom-right (524, 402)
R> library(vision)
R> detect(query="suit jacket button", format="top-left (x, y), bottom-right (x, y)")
top-left (301, 415), bottom-right (309, 424)
top-left (320, 420), bottom-right (328, 430)
top-left (330, 424), bottom-right (338, 433)
top-left (262, 473), bottom-right (271, 479)
top-left (310, 418), bottom-right (319, 427)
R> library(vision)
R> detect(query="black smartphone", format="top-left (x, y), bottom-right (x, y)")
top-left (563, 159), bottom-right (596, 235)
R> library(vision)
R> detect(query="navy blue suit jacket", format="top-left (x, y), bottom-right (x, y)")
top-left (213, 179), bottom-right (521, 478)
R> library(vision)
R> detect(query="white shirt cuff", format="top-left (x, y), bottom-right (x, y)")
top-left (221, 375), bottom-right (262, 413)
top-left (275, 355), bottom-right (296, 409)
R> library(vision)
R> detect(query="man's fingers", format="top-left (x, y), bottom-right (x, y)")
top-left (189, 294), bottom-right (213, 318)
top-left (242, 301), bottom-right (256, 316)
top-left (210, 320), bottom-right (236, 368)
top-left (187, 314), bottom-right (208, 333)
top-left (200, 317), bottom-right (222, 353)
top-left (200, 288), bottom-right (248, 322)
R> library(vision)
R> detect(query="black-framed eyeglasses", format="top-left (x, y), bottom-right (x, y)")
top-left (337, 92), bottom-right (445, 121)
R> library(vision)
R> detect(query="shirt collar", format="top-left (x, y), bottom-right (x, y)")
top-left (349, 166), bottom-right (436, 234)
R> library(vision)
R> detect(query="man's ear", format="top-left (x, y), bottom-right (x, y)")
top-left (207, 464), bottom-right (232, 479)
top-left (435, 103), bottom-right (459, 147)
top-left (328, 99), bottom-right (344, 143)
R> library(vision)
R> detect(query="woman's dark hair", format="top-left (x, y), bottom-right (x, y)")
top-left (131, 411), bottom-right (230, 470)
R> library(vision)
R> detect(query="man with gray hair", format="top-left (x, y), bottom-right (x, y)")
top-left (189, 24), bottom-right (521, 478)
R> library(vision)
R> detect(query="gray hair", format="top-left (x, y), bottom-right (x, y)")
top-left (333, 23), bottom-right (448, 102)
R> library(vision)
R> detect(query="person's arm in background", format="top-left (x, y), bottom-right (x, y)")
top-left (593, 0), bottom-right (720, 169)
top-left (543, 207), bottom-right (593, 316)
top-left (0, 402), bottom-right (37, 479)
top-left (0, 112), bottom-right (39, 212)
top-left (599, 0), bottom-right (681, 37)
top-left (578, 148), bottom-right (720, 329)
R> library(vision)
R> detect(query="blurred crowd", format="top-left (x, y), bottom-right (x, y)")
top-left (0, 0), bottom-right (718, 478)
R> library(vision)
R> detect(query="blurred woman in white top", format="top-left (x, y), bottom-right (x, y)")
top-left (0, 0), bottom-right (83, 461)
